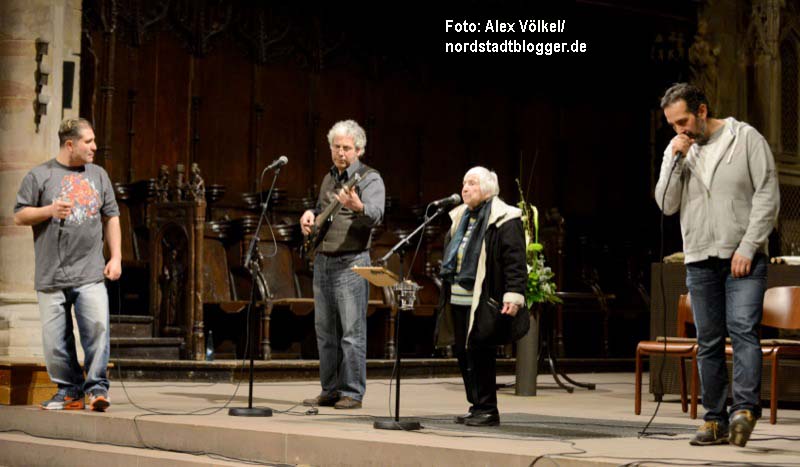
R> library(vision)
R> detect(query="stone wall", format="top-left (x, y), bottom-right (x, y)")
top-left (0, 0), bottom-right (82, 357)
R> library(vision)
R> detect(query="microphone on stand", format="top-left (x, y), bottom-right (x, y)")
top-left (265, 155), bottom-right (288, 171)
top-left (429, 193), bottom-right (461, 208)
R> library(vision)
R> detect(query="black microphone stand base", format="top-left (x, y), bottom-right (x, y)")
top-left (229, 407), bottom-right (273, 417)
top-left (373, 418), bottom-right (421, 430)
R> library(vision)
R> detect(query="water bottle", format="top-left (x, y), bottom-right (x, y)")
top-left (205, 329), bottom-right (215, 361)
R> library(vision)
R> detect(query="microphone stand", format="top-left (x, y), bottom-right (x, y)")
top-left (229, 166), bottom-right (282, 417)
top-left (373, 204), bottom-right (449, 431)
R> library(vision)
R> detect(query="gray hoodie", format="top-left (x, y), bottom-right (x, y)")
top-left (655, 117), bottom-right (779, 264)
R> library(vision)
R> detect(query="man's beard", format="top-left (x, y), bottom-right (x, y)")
top-left (690, 118), bottom-right (709, 145)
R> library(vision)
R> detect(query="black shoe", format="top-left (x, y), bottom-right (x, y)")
top-left (302, 393), bottom-right (339, 407)
top-left (454, 412), bottom-right (473, 424)
top-left (464, 413), bottom-right (500, 427)
top-left (729, 409), bottom-right (757, 447)
top-left (689, 420), bottom-right (729, 446)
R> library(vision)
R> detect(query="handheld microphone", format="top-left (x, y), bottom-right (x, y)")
top-left (265, 156), bottom-right (288, 171)
top-left (429, 194), bottom-right (461, 208)
top-left (57, 197), bottom-right (69, 228)
top-left (671, 150), bottom-right (684, 170)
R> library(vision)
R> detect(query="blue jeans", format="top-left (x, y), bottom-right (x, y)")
top-left (313, 251), bottom-right (370, 401)
top-left (686, 254), bottom-right (766, 423)
top-left (37, 281), bottom-right (110, 397)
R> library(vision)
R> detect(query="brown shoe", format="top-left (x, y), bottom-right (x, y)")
top-left (302, 393), bottom-right (339, 407)
top-left (334, 396), bottom-right (362, 409)
top-left (729, 409), bottom-right (757, 447)
top-left (689, 420), bottom-right (729, 446)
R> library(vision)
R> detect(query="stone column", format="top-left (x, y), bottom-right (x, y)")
top-left (749, 0), bottom-right (784, 146)
top-left (0, 0), bottom-right (83, 357)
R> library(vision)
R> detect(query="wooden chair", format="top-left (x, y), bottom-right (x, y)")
top-left (755, 286), bottom-right (800, 423)
top-left (685, 286), bottom-right (800, 424)
top-left (635, 294), bottom-right (699, 417)
top-left (203, 224), bottom-right (249, 308)
top-left (254, 241), bottom-right (314, 360)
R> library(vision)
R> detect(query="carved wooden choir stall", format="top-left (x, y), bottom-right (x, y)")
top-left (148, 164), bottom-right (207, 360)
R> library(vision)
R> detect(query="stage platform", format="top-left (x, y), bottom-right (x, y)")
top-left (1, 372), bottom-right (799, 466)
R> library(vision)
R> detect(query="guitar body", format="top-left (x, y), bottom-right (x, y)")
top-left (302, 215), bottom-right (331, 258)
top-left (301, 173), bottom-right (362, 259)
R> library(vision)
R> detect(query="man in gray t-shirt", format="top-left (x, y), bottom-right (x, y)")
top-left (14, 118), bottom-right (121, 412)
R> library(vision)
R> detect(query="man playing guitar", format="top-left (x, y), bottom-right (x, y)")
top-left (299, 119), bottom-right (385, 410)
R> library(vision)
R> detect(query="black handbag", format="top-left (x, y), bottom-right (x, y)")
top-left (472, 295), bottom-right (530, 345)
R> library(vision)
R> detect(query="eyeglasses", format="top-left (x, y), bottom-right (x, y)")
top-left (331, 144), bottom-right (356, 153)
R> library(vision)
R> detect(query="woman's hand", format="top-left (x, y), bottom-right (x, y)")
top-left (500, 302), bottom-right (520, 316)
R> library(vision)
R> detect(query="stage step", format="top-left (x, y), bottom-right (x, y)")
top-left (110, 337), bottom-right (183, 359)
top-left (0, 404), bottom-right (577, 467)
top-left (110, 314), bottom-right (153, 338)
top-left (0, 431), bottom-right (289, 466)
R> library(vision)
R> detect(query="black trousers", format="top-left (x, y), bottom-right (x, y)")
top-left (451, 304), bottom-right (498, 415)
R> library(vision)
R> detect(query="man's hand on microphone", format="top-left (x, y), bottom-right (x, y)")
top-left (670, 133), bottom-right (695, 158)
top-left (52, 199), bottom-right (73, 220)
top-left (300, 210), bottom-right (315, 236)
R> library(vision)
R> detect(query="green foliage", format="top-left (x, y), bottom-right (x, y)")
top-left (516, 179), bottom-right (562, 306)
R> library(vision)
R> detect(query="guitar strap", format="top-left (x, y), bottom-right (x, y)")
top-left (306, 164), bottom-right (377, 257)
top-left (348, 164), bottom-right (375, 195)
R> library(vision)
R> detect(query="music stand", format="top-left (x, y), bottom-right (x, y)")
top-left (353, 266), bottom-right (399, 287)
top-left (353, 266), bottom-right (421, 430)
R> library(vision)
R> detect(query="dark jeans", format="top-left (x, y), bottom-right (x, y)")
top-left (452, 304), bottom-right (498, 415)
top-left (686, 254), bottom-right (767, 423)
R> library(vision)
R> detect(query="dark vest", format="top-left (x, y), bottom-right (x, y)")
top-left (317, 163), bottom-right (376, 254)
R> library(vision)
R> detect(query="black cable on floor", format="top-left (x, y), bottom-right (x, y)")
top-left (639, 155), bottom-right (681, 438)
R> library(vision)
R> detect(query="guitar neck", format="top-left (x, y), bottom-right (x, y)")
top-left (313, 173), bottom-right (362, 229)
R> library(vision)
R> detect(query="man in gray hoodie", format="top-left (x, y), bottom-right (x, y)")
top-left (655, 83), bottom-right (779, 447)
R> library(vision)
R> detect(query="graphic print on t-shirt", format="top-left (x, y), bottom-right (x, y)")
top-left (58, 173), bottom-right (101, 225)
